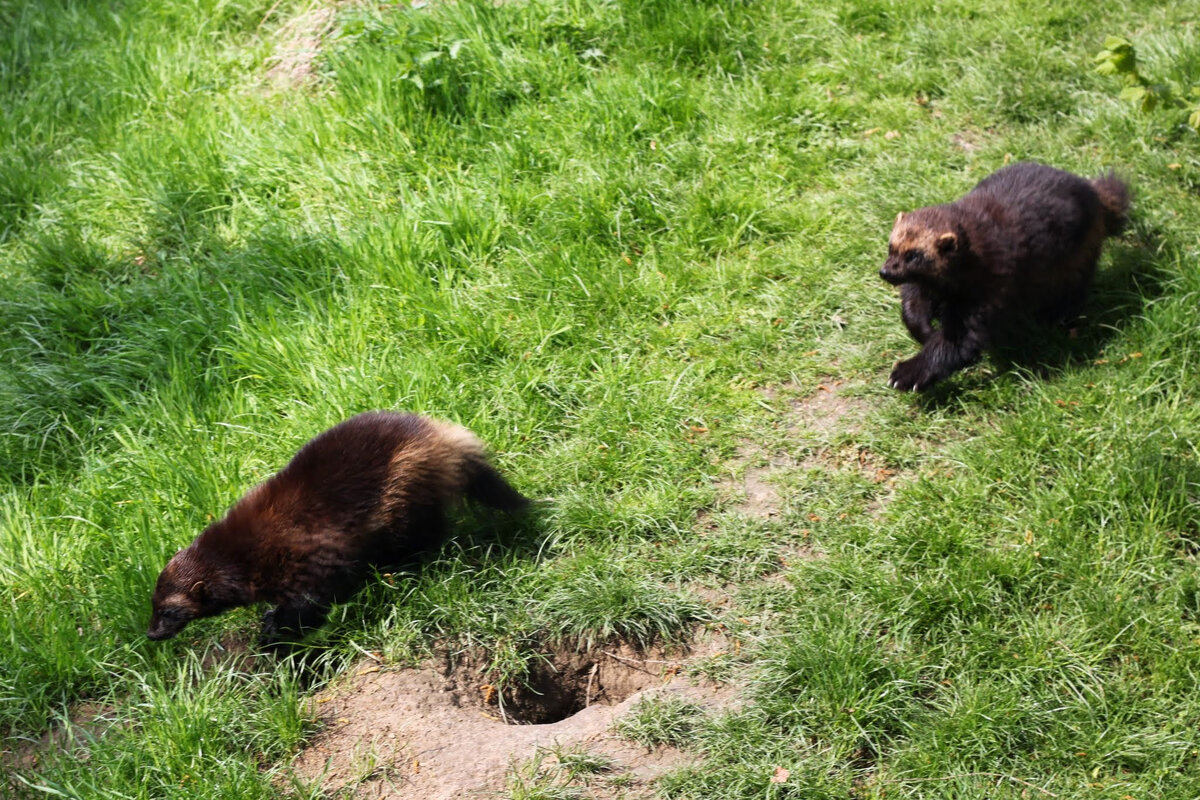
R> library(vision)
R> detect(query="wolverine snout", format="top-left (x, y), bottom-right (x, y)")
top-left (146, 623), bottom-right (176, 641)
top-left (879, 261), bottom-right (904, 285)
top-left (147, 611), bottom-right (187, 640)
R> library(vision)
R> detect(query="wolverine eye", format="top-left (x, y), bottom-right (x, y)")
top-left (903, 251), bottom-right (919, 264)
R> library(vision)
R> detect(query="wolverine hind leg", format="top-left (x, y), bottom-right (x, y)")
top-left (259, 598), bottom-right (331, 651)
top-left (1037, 281), bottom-right (1091, 327)
top-left (1038, 243), bottom-right (1101, 326)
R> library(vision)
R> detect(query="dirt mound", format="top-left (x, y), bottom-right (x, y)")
top-left (288, 633), bottom-right (737, 798)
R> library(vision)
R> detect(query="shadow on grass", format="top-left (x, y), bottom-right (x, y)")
top-left (0, 216), bottom-right (347, 485)
top-left (914, 227), bottom-right (1171, 410)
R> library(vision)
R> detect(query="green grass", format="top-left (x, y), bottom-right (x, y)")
top-left (615, 694), bottom-right (707, 749)
top-left (1, 0), bottom-right (1199, 797)
top-left (506, 745), bottom-right (616, 800)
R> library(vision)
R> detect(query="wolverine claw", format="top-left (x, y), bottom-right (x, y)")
top-left (889, 357), bottom-right (934, 393)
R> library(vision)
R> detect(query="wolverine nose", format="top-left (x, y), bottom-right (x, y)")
top-left (146, 623), bottom-right (174, 641)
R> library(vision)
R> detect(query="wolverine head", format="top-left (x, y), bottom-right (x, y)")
top-left (880, 210), bottom-right (964, 286)
top-left (147, 546), bottom-right (229, 640)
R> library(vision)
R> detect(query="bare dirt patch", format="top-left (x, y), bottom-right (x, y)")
top-left (288, 632), bottom-right (737, 799)
top-left (951, 132), bottom-right (981, 153)
top-left (714, 379), bottom-right (880, 520)
top-left (720, 448), bottom-right (792, 520)
top-left (773, 378), bottom-right (873, 440)
top-left (263, 4), bottom-right (340, 90)
top-left (778, 379), bottom-right (903, 516)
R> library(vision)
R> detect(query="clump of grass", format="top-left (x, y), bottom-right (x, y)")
top-left (615, 694), bottom-right (707, 750)
top-left (535, 556), bottom-right (713, 650)
top-left (506, 745), bottom-right (613, 800)
top-left (9, 652), bottom-right (315, 799)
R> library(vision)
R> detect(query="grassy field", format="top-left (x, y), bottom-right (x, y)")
top-left (1, 0), bottom-right (1199, 797)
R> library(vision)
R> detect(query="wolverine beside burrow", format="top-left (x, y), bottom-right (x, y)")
top-left (880, 161), bottom-right (1130, 391)
top-left (148, 412), bottom-right (528, 648)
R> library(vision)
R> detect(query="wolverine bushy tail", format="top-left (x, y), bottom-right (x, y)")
top-left (427, 418), bottom-right (529, 510)
top-left (1092, 171), bottom-right (1130, 236)
top-left (463, 455), bottom-right (529, 511)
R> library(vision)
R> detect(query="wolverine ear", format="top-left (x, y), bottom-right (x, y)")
top-left (936, 232), bottom-right (958, 254)
top-left (189, 580), bottom-right (207, 600)
top-left (895, 212), bottom-right (904, 226)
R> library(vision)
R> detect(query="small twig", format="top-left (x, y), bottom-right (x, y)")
top-left (600, 650), bottom-right (674, 670)
top-left (584, 663), bottom-right (598, 708)
top-left (881, 772), bottom-right (1059, 798)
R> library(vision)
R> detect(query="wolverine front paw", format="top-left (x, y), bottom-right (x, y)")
top-left (258, 609), bottom-right (282, 646)
top-left (888, 357), bottom-right (937, 392)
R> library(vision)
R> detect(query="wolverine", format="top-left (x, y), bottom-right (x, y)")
top-left (148, 411), bottom-right (528, 648)
top-left (880, 161), bottom-right (1129, 391)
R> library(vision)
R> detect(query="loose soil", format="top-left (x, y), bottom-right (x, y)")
top-left (288, 632), bottom-right (738, 799)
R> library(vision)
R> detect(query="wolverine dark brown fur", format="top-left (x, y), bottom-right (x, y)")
top-left (879, 162), bottom-right (1130, 391)
top-left (147, 412), bottom-right (527, 647)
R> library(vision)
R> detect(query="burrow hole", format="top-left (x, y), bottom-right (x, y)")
top-left (470, 643), bottom-right (678, 725)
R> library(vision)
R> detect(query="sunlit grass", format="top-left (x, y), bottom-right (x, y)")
top-left (1, 0), bottom-right (1199, 797)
